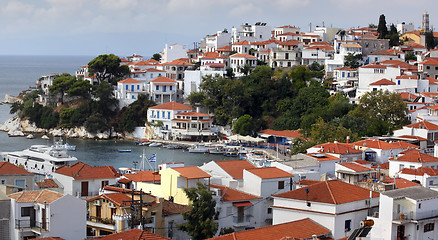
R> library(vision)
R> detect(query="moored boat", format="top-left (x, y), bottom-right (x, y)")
top-left (188, 144), bottom-right (216, 153)
top-left (149, 142), bottom-right (162, 147)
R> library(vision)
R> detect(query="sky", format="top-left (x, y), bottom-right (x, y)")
top-left (1, 0), bottom-right (438, 57)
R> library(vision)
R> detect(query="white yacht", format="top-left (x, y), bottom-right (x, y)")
top-left (246, 151), bottom-right (269, 167)
top-left (1, 144), bottom-right (78, 175)
top-left (188, 144), bottom-right (216, 153)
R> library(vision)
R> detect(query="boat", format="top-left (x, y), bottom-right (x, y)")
top-left (51, 139), bottom-right (76, 151)
top-left (188, 144), bottom-right (216, 153)
top-left (118, 149), bottom-right (132, 153)
top-left (164, 144), bottom-right (183, 149)
top-left (208, 145), bottom-right (226, 154)
top-left (64, 143), bottom-right (76, 151)
top-left (1, 144), bottom-right (78, 175)
top-left (246, 151), bottom-right (269, 168)
top-left (135, 140), bottom-right (150, 146)
top-left (149, 143), bottom-right (162, 147)
top-left (26, 134), bottom-right (34, 139)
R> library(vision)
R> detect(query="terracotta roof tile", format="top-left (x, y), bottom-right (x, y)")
top-left (55, 162), bottom-right (120, 180)
top-left (0, 162), bottom-right (33, 175)
top-left (312, 142), bottom-right (362, 154)
top-left (209, 184), bottom-right (262, 201)
top-left (118, 78), bottom-right (142, 84)
top-left (230, 53), bottom-right (257, 58)
top-left (150, 76), bottom-right (177, 83)
top-left (396, 135), bottom-right (428, 141)
top-left (405, 121), bottom-right (438, 130)
top-left (148, 101), bottom-right (194, 111)
top-left (400, 167), bottom-right (438, 176)
top-left (337, 162), bottom-right (373, 172)
top-left (296, 179), bottom-right (322, 186)
top-left (87, 193), bottom-right (133, 207)
top-left (36, 179), bottom-right (59, 188)
top-left (175, 112), bottom-right (210, 117)
top-left (391, 151), bottom-right (438, 163)
top-left (369, 78), bottom-right (396, 85)
top-left (372, 162), bottom-right (389, 169)
top-left (207, 218), bottom-right (331, 240)
top-left (381, 177), bottom-right (421, 189)
top-left (95, 228), bottom-right (171, 240)
top-left (232, 40), bottom-right (251, 45)
top-left (353, 139), bottom-right (402, 150)
top-left (273, 180), bottom-right (379, 204)
top-left (8, 190), bottom-right (64, 204)
top-left (215, 160), bottom-right (256, 179)
top-left (172, 166), bottom-right (211, 179)
top-left (354, 159), bottom-right (372, 165)
top-left (162, 200), bottom-right (192, 216)
top-left (258, 129), bottom-right (302, 138)
top-left (305, 153), bottom-right (340, 161)
top-left (246, 167), bottom-right (293, 179)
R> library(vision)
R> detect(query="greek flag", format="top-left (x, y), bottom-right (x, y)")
top-left (148, 153), bottom-right (157, 162)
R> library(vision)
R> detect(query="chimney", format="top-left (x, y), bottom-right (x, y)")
top-left (346, 136), bottom-right (350, 144)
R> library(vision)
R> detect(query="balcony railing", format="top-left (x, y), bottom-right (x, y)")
top-left (395, 210), bottom-right (438, 221)
top-left (15, 219), bottom-right (49, 232)
top-left (87, 215), bottom-right (115, 225)
top-left (233, 215), bottom-right (252, 227)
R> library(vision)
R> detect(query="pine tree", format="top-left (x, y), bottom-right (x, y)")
top-left (377, 14), bottom-right (388, 39)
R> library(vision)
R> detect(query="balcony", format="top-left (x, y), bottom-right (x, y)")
top-left (86, 216), bottom-right (116, 231)
top-left (394, 210), bottom-right (438, 223)
top-left (15, 219), bottom-right (49, 233)
top-left (233, 215), bottom-right (252, 227)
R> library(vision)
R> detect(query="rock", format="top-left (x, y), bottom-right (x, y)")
top-left (8, 130), bottom-right (24, 137)
top-left (2, 94), bottom-right (21, 104)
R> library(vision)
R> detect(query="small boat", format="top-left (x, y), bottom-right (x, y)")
top-left (188, 144), bottom-right (216, 153)
top-left (64, 143), bottom-right (76, 151)
top-left (41, 135), bottom-right (50, 140)
top-left (26, 134), bottom-right (34, 139)
top-left (164, 145), bottom-right (183, 149)
top-left (118, 149), bottom-right (132, 153)
top-left (149, 143), bottom-right (162, 147)
top-left (135, 140), bottom-right (150, 146)
top-left (247, 152), bottom-right (269, 167)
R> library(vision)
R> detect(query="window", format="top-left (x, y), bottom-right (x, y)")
top-left (345, 219), bottom-right (352, 232)
top-left (163, 86), bottom-right (167, 92)
top-left (267, 208), bottom-right (272, 214)
top-left (424, 223), bottom-right (434, 232)
top-left (125, 85), bottom-right (128, 90)
top-left (101, 180), bottom-right (109, 188)
top-left (15, 179), bottom-right (25, 188)
top-left (398, 80), bottom-right (401, 85)
top-left (399, 164), bottom-right (405, 171)
top-left (137, 85), bottom-right (140, 90)
top-left (0, 179), bottom-right (5, 185)
top-left (170, 86), bottom-right (173, 91)
top-left (429, 180), bottom-right (433, 186)
top-left (168, 112), bottom-right (170, 119)
top-left (21, 207), bottom-right (33, 217)
top-left (162, 111), bottom-right (165, 118)
top-left (427, 66), bottom-right (431, 70)
top-left (278, 181), bottom-right (285, 189)
top-left (419, 203), bottom-right (422, 209)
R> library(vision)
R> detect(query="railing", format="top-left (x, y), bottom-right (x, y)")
top-left (15, 219), bottom-right (49, 232)
top-left (87, 215), bottom-right (115, 225)
top-left (233, 215), bottom-right (252, 224)
top-left (395, 210), bottom-right (438, 221)
top-left (76, 191), bottom-right (100, 198)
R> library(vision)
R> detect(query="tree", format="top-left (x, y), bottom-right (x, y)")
top-left (425, 31), bottom-right (438, 50)
top-left (178, 182), bottom-right (218, 240)
top-left (239, 64), bottom-right (252, 76)
top-left (88, 54), bottom-right (130, 84)
top-left (234, 114), bottom-right (254, 136)
top-left (377, 14), bottom-right (388, 39)
top-left (151, 53), bottom-right (162, 62)
top-left (388, 24), bottom-right (400, 47)
top-left (368, 23), bottom-right (377, 29)
top-left (187, 91), bottom-right (205, 106)
top-left (351, 90), bottom-right (409, 135)
top-left (49, 73), bottom-right (76, 103)
top-left (405, 52), bottom-right (416, 62)
top-left (344, 53), bottom-right (363, 69)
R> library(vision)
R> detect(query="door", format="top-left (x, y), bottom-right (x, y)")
top-left (81, 181), bottom-right (89, 197)
top-left (96, 205), bottom-right (101, 219)
top-left (30, 209), bottom-right (36, 228)
top-left (42, 208), bottom-right (47, 230)
top-left (237, 207), bottom-right (244, 223)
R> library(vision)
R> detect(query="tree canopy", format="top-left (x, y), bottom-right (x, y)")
top-left (377, 14), bottom-right (388, 39)
top-left (178, 182), bottom-right (218, 240)
top-left (88, 54), bottom-right (130, 84)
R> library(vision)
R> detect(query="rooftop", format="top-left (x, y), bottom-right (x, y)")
top-left (94, 228), bottom-right (171, 240)
top-left (383, 186), bottom-right (438, 201)
top-left (245, 167), bottom-right (293, 179)
top-left (9, 189), bottom-right (64, 204)
top-left (215, 160), bottom-right (255, 180)
top-left (0, 161), bottom-right (33, 175)
top-left (172, 166), bottom-right (211, 179)
top-left (55, 162), bottom-right (120, 180)
top-left (149, 101), bottom-right (194, 111)
top-left (210, 184), bottom-right (262, 202)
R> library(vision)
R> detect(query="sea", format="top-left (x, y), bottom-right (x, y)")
top-left (0, 55), bottom-right (227, 171)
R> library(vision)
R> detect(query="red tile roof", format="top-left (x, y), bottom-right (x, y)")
top-left (273, 180), bottom-right (379, 204)
top-left (118, 78), bottom-right (142, 84)
top-left (172, 166), bottom-right (211, 179)
top-left (215, 160), bottom-right (256, 179)
top-left (391, 151), bottom-right (438, 163)
top-left (0, 162), bottom-right (33, 175)
top-left (353, 159), bottom-right (371, 165)
top-left (150, 76), bottom-right (177, 83)
top-left (9, 190), bottom-right (64, 204)
top-left (305, 153), bottom-right (340, 161)
top-left (246, 167), bottom-right (293, 179)
top-left (369, 78), bottom-right (396, 86)
top-left (175, 112), bottom-right (210, 117)
top-left (36, 179), bottom-right (59, 188)
top-left (296, 179), bottom-right (322, 186)
top-left (399, 167), bottom-right (438, 176)
top-left (334, 66), bottom-right (355, 71)
top-left (207, 218), bottom-right (331, 240)
top-left (55, 162), bottom-right (120, 180)
top-left (381, 177), bottom-right (422, 189)
top-left (232, 40), bottom-right (251, 45)
top-left (353, 139), bottom-right (402, 150)
top-left (312, 142), bottom-right (361, 154)
top-left (148, 101), bottom-right (194, 111)
top-left (405, 121), bottom-right (438, 130)
top-left (396, 135), bottom-right (428, 141)
top-left (372, 162), bottom-right (389, 169)
top-left (87, 193), bottom-right (133, 207)
top-left (396, 75), bottom-right (419, 80)
top-left (210, 184), bottom-right (262, 202)
top-left (230, 53), bottom-right (257, 58)
top-left (361, 63), bottom-right (387, 69)
top-left (124, 171), bottom-right (161, 182)
top-left (95, 228), bottom-right (171, 240)
top-left (390, 141), bottom-right (419, 149)
top-left (258, 129), bottom-right (302, 138)
top-left (162, 200), bottom-right (192, 216)
top-left (163, 58), bottom-right (194, 66)
top-left (337, 162), bottom-right (373, 172)
top-left (400, 92), bottom-right (418, 100)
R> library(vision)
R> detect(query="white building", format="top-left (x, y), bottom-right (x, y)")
top-left (149, 76), bottom-right (177, 104)
top-left (232, 40), bottom-right (251, 54)
top-left (200, 160), bottom-right (256, 190)
top-left (393, 121), bottom-right (438, 149)
top-left (130, 68), bottom-right (165, 83)
top-left (161, 43), bottom-right (188, 63)
top-left (356, 63), bottom-right (402, 97)
top-left (352, 139), bottom-right (419, 164)
top-left (302, 45), bottom-right (334, 66)
top-left (9, 189), bottom-right (86, 240)
top-left (388, 149), bottom-right (438, 177)
top-left (203, 30), bottom-right (231, 53)
top-left (231, 22), bottom-right (271, 44)
top-left (229, 53), bottom-right (257, 77)
top-left (367, 186), bottom-right (438, 240)
top-left (398, 167), bottom-right (438, 187)
top-left (184, 63), bottom-right (226, 98)
top-left (397, 22), bottom-right (415, 35)
top-left (335, 162), bottom-right (376, 184)
top-left (115, 78), bottom-right (146, 108)
top-left (52, 162), bottom-right (120, 198)
top-left (272, 180), bottom-right (379, 240)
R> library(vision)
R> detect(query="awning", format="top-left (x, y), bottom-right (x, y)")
top-left (233, 201), bottom-right (253, 207)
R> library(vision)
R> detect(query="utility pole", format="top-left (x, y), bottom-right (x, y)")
top-left (123, 189), bottom-right (151, 230)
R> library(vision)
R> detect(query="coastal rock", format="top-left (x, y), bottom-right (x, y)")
top-left (50, 129), bottom-right (64, 137)
top-left (21, 119), bottom-right (45, 133)
top-left (2, 94), bottom-right (21, 104)
top-left (0, 117), bottom-right (21, 132)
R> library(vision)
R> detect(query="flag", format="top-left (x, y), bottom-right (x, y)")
top-left (148, 153), bottom-right (156, 162)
